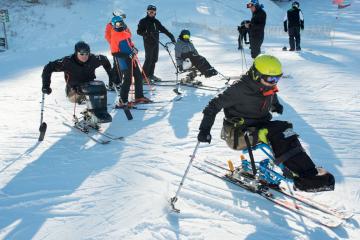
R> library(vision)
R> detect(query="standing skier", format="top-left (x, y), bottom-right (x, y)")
top-left (197, 54), bottom-right (335, 192)
top-left (41, 41), bottom-right (113, 123)
top-left (105, 9), bottom-right (130, 91)
top-left (110, 16), bottom-right (151, 108)
top-left (237, 20), bottom-right (250, 50)
top-left (246, 0), bottom-right (266, 59)
top-left (137, 4), bottom-right (176, 82)
top-left (284, 1), bottom-right (304, 51)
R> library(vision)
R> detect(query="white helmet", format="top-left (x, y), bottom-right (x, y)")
top-left (113, 9), bottom-right (126, 18)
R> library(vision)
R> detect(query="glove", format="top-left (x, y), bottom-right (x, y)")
top-left (170, 36), bottom-right (176, 44)
top-left (271, 103), bottom-right (283, 114)
top-left (284, 28), bottom-right (287, 33)
top-left (197, 130), bottom-right (212, 144)
top-left (178, 65), bottom-right (183, 72)
top-left (42, 86), bottom-right (52, 95)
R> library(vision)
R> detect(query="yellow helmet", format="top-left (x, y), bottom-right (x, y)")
top-left (253, 54), bottom-right (282, 77)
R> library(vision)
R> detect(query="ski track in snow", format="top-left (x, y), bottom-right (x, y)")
top-left (0, 0), bottom-right (360, 239)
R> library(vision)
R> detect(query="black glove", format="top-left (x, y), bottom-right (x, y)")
top-left (197, 130), bottom-right (212, 144)
top-left (170, 36), bottom-right (176, 44)
top-left (271, 103), bottom-right (283, 114)
top-left (284, 28), bottom-right (288, 33)
top-left (178, 65), bottom-right (183, 72)
top-left (42, 86), bottom-right (52, 95)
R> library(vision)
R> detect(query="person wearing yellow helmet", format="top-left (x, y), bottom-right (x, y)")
top-left (197, 54), bottom-right (335, 192)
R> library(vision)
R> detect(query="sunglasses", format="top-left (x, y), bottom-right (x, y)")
top-left (148, 10), bottom-right (156, 14)
top-left (263, 75), bottom-right (282, 84)
top-left (78, 51), bottom-right (89, 56)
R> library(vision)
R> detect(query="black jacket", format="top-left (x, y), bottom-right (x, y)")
top-left (284, 7), bottom-right (304, 31)
top-left (199, 73), bottom-right (280, 132)
top-left (42, 54), bottom-right (112, 88)
top-left (137, 16), bottom-right (175, 44)
top-left (249, 6), bottom-right (266, 39)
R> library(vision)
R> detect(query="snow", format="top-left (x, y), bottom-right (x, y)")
top-left (0, 0), bottom-right (360, 239)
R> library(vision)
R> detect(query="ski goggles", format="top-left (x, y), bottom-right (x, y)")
top-left (263, 74), bottom-right (282, 84)
top-left (78, 51), bottom-right (90, 56)
top-left (182, 34), bottom-right (190, 40)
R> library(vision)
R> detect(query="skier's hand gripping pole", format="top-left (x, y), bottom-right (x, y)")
top-left (170, 141), bottom-right (201, 213)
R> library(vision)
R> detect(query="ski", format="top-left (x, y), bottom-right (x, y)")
top-left (193, 162), bottom-right (343, 228)
top-left (87, 125), bottom-right (124, 141)
top-left (63, 122), bottom-right (111, 144)
top-left (204, 158), bottom-right (353, 220)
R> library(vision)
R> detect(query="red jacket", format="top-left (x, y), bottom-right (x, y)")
top-left (110, 27), bottom-right (134, 55)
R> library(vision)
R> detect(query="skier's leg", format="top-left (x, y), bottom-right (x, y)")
top-left (265, 120), bottom-right (335, 192)
top-left (120, 69), bottom-right (131, 103)
top-left (149, 43), bottom-right (159, 79)
top-left (295, 27), bottom-right (301, 50)
top-left (288, 27), bottom-right (295, 51)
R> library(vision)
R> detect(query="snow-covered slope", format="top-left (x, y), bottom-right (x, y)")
top-left (0, 0), bottom-right (359, 239)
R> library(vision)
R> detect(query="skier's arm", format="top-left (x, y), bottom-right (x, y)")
top-left (250, 10), bottom-right (266, 32)
top-left (270, 94), bottom-right (283, 114)
top-left (41, 57), bottom-right (66, 88)
top-left (199, 85), bottom-right (240, 133)
top-left (174, 42), bottom-right (184, 68)
top-left (105, 23), bottom-right (112, 44)
top-left (98, 55), bottom-right (112, 78)
top-left (283, 13), bottom-right (288, 32)
top-left (299, 11), bottom-right (304, 30)
top-left (156, 20), bottom-right (176, 43)
top-left (136, 19), bottom-right (147, 36)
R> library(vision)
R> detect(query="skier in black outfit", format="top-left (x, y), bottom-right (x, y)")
top-left (237, 20), bottom-right (250, 50)
top-left (137, 4), bottom-right (176, 82)
top-left (246, 0), bottom-right (266, 59)
top-left (284, 1), bottom-right (304, 51)
top-left (197, 54), bottom-right (335, 192)
top-left (41, 41), bottom-right (113, 123)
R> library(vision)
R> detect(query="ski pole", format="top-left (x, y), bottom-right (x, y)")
top-left (159, 41), bottom-right (182, 95)
top-left (170, 141), bottom-right (200, 213)
top-left (216, 70), bottom-right (231, 84)
top-left (38, 93), bottom-right (47, 141)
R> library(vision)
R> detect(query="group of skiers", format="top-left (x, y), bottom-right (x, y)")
top-left (238, 0), bottom-right (304, 56)
top-left (40, 1), bottom-right (335, 193)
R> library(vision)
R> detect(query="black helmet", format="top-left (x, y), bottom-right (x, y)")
top-left (292, 1), bottom-right (300, 8)
top-left (147, 4), bottom-right (157, 11)
top-left (179, 29), bottom-right (191, 40)
top-left (74, 41), bottom-right (90, 53)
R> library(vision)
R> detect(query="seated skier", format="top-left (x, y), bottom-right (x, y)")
top-left (41, 41), bottom-right (113, 126)
top-left (175, 29), bottom-right (218, 79)
top-left (197, 54), bottom-right (335, 192)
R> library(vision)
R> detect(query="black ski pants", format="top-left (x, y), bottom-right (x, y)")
top-left (182, 53), bottom-right (213, 76)
top-left (249, 32), bottom-right (264, 59)
top-left (143, 41), bottom-right (159, 78)
top-left (260, 120), bottom-right (317, 178)
top-left (288, 26), bottom-right (301, 50)
top-left (119, 59), bottom-right (144, 103)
